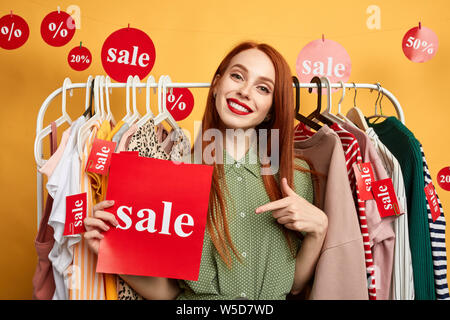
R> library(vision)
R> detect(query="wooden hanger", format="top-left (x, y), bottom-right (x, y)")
top-left (346, 82), bottom-right (369, 131)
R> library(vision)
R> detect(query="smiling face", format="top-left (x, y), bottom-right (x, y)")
top-left (212, 48), bottom-right (276, 130)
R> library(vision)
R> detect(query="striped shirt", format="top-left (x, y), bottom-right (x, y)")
top-left (366, 127), bottom-right (415, 300)
top-left (294, 122), bottom-right (377, 299)
top-left (419, 144), bottom-right (450, 300)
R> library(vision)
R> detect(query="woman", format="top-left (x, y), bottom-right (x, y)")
top-left (84, 41), bottom-right (328, 300)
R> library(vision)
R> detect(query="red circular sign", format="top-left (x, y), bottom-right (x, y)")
top-left (437, 167), bottom-right (450, 191)
top-left (296, 38), bottom-right (351, 93)
top-left (166, 88), bottom-right (194, 121)
top-left (402, 25), bottom-right (438, 63)
top-left (0, 13), bottom-right (29, 50)
top-left (41, 10), bottom-right (76, 47)
top-left (101, 27), bottom-right (156, 82)
top-left (68, 45), bottom-right (92, 71)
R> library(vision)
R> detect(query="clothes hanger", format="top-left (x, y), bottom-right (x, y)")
top-left (136, 75), bottom-right (156, 127)
top-left (320, 76), bottom-right (345, 125)
top-left (345, 82), bottom-right (369, 131)
top-left (34, 77), bottom-right (74, 167)
top-left (104, 76), bottom-right (117, 126)
top-left (306, 76), bottom-right (333, 126)
top-left (366, 83), bottom-right (389, 124)
top-left (154, 75), bottom-right (180, 130)
top-left (77, 75), bottom-right (102, 157)
top-left (98, 75), bottom-right (106, 120)
top-left (122, 75), bottom-right (134, 124)
top-left (126, 75), bottom-right (142, 125)
top-left (292, 76), bottom-right (321, 131)
top-left (335, 81), bottom-right (351, 122)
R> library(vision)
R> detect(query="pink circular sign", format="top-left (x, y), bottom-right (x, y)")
top-left (296, 38), bottom-right (351, 92)
top-left (402, 25), bottom-right (438, 63)
top-left (0, 13), bottom-right (29, 50)
top-left (101, 27), bottom-right (156, 82)
top-left (68, 44), bottom-right (92, 71)
top-left (40, 10), bottom-right (75, 47)
top-left (437, 167), bottom-right (450, 191)
top-left (166, 88), bottom-right (194, 121)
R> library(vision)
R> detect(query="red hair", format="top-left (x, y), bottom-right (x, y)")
top-left (196, 41), bottom-right (313, 268)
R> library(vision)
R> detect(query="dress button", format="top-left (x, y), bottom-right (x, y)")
top-left (242, 252), bottom-right (247, 258)
top-left (240, 212), bottom-right (245, 218)
top-left (241, 292), bottom-right (246, 298)
top-left (235, 163), bottom-right (241, 168)
top-left (237, 176), bottom-right (242, 182)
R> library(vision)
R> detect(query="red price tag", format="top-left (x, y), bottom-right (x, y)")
top-left (101, 27), bottom-right (156, 82)
top-left (437, 167), bottom-right (450, 191)
top-left (424, 182), bottom-right (441, 222)
top-left (64, 192), bottom-right (87, 236)
top-left (166, 88), bottom-right (194, 121)
top-left (402, 24), bottom-right (438, 63)
top-left (353, 162), bottom-right (375, 200)
top-left (296, 38), bottom-right (351, 93)
top-left (0, 13), bottom-right (29, 50)
top-left (371, 178), bottom-right (402, 219)
top-left (40, 10), bottom-right (75, 47)
top-left (68, 44), bottom-right (92, 71)
top-left (85, 138), bottom-right (117, 175)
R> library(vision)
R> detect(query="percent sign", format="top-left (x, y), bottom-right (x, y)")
top-left (166, 88), bottom-right (194, 121)
top-left (402, 24), bottom-right (438, 63)
top-left (0, 13), bottom-right (29, 50)
top-left (68, 44), bottom-right (92, 71)
top-left (41, 10), bottom-right (75, 47)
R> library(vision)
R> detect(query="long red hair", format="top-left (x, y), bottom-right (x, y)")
top-left (195, 41), bottom-right (314, 268)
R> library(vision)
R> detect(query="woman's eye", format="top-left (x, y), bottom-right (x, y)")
top-left (258, 86), bottom-right (270, 93)
top-left (231, 73), bottom-right (243, 80)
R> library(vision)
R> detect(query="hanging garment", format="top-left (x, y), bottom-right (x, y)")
top-left (366, 127), bottom-right (415, 300)
top-left (368, 117), bottom-right (435, 300)
top-left (68, 120), bottom-right (106, 300)
top-left (295, 122), bottom-right (377, 299)
top-left (293, 125), bottom-right (368, 299)
top-left (47, 116), bottom-right (86, 300)
top-left (116, 124), bottom-right (137, 153)
top-left (39, 126), bottom-right (72, 178)
top-left (32, 122), bottom-right (58, 300)
top-left (419, 144), bottom-right (450, 300)
top-left (342, 121), bottom-right (397, 300)
top-left (112, 123), bottom-right (130, 152)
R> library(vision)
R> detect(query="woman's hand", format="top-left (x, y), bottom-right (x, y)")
top-left (255, 177), bottom-right (328, 239)
top-left (83, 200), bottom-right (119, 255)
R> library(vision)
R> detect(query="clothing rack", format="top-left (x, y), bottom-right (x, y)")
top-left (34, 79), bottom-right (405, 228)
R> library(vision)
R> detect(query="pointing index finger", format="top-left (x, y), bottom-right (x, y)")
top-left (255, 197), bottom-right (290, 214)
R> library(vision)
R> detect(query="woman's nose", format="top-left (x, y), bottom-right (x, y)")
top-left (237, 83), bottom-right (251, 99)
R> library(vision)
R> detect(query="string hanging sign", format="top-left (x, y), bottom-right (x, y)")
top-left (0, 11), bottom-right (29, 50)
top-left (402, 22), bottom-right (438, 63)
top-left (68, 42), bottom-right (92, 71)
top-left (40, 8), bottom-right (76, 47)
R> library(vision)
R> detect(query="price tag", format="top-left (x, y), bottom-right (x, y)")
top-left (101, 26), bottom-right (156, 82)
top-left (85, 138), bottom-right (117, 175)
top-left (353, 162), bottom-right (375, 200)
top-left (296, 37), bottom-right (351, 93)
top-left (68, 43), bottom-right (92, 71)
top-left (166, 88), bottom-right (194, 121)
top-left (402, 24), bottom-right (438, 63)
top-left (437, 167), bottom-right (450, 191)
top-left (64, 192), bottom-right (87, 236)
top-left (371, 178), bottom-right (402, 219)
top-left (40, 10), bottom-right (76, 47)
top-left (0, 12), bottom-right (29, 50)
top-left (424, 182), bottom-right (441, 222)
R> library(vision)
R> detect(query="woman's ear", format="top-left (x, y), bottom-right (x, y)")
top-left (211, 74), bottom-right (221, 97)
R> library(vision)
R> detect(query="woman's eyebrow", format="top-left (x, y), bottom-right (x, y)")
top-left (230, 63), bottom-right (275, 86)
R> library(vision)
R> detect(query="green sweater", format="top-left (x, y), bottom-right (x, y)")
top-left (368, 117), bottom-right (435, 300)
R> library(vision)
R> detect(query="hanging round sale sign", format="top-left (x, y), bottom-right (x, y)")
top-left (68, 44), bottom-right (92, 71)
top-left (166, 88), bottom-right (194, 121)
top-left (437, 167), bottom-right (450, 191)
top-left (101, 27), bottom-right (156, 82)
top-left (40, 10), bottom-right (76, 47)
top-left (0, 13), bottom-right (29, 50)
top-left (402, 24), bottom-right (438, 63)
top-left (296, 38), bottom-right (351, 93)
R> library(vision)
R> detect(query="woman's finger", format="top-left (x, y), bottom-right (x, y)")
top-left (93, 200), bottom-right (115, 212)
top-left (84, 217), bottom-right (110, 232)
top-left (94, 210), bottom-right (119, 227)
top-left (255, 197), bottom-right (291, 214)
top-left (84, 229), bottom-right (104, 241)
top-left (276, 215), bottom-right (295, 225)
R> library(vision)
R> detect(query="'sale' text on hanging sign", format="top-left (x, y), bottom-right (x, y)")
top-left (424, 182), bottom-right (441, 222)
top-left (353, 162), bottom-right (375, 200)
top-left (85, 138), bottom-right (117, 175)
top-left (101, 27), bottom-right (156, 82)
top-left (371, 178), bottom-right (402, 219)
top-left (64, 192), bottom-right (87, 236)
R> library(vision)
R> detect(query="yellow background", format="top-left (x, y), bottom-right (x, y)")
top-left (1, 0), bottom-right (449, 299)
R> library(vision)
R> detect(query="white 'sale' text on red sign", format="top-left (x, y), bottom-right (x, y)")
top-left (424, 182), bottom-right (441, 222)
top-left (85, 138), bottom-right (116, 175)
top-left (64, 192), bottom-right (87, 236)
top-left (371, 178), bottom-right (402, 219)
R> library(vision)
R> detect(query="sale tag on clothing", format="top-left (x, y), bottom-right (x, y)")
top-left (371, 178), bottom-right (402, 219)
top-left (85, 138), bottom-right (117, 175)
top-left (64, 192), bottom-right (87, 236)
top-left (96, 153), bottom-right (214, 281)
top-left (424, 182), bottom-right (441, 222)
top-left (353, 162), bottom-right (375, 200)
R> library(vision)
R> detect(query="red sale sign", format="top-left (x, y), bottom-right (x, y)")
top-left (402, 24), bottom-right (438, 63)
top-left (96, 152), bottom-right (213, 281)
top-left (0, 12), bottom-right (29, 50)
top-left (85, 138), bottom-right (117, 175)
top-left (40, 10), bottom-right (76, 47)
top-left (64, 192), bottom-right (87, 236)
top-left (166, 88), bottom-right (195, 121)
top-left (68, 43), bottom-right (92, 71)
top-left (424, 182), bottom-right (441, 222)
top-left (353, 162), bottom-right (375, 200)
top-left (371, 178), bottom-right (402, 219)
top-left (101, 26), bottom-right (156, 82)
